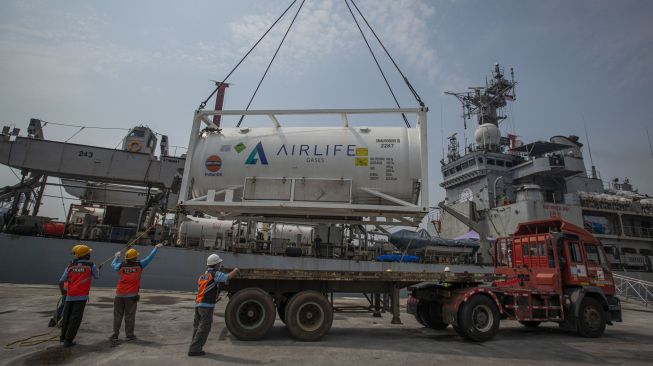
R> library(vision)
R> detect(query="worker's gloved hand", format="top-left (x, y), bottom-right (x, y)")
top-left (155, 243), bottom-right (163, 248)
top-left (61, 289), bottom-right (67, 296)
top-left (114, 251), bottom-right (121, 258)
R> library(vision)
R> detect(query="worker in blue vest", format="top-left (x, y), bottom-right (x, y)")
top-left (110, 243), bottom-right (163, 343)
top-left (58, 244), bottom-right (99, 347)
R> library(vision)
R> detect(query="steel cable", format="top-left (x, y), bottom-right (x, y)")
top-left (237, 0), bottom-right (307, 128)
top-left (344, 0), bottom-right (410, 128)
top-left (198, 0), bottom-right (300, 111)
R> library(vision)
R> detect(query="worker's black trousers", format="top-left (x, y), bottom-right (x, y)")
top-left (189, 307), bottom-right (214, 353)
top-left (112, 296), bottom-right (138, 338)
top-left (60, 300), bottom-right (86, 343)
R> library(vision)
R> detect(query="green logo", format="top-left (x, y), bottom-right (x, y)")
top-left (234, 142), bottom-right (246, 153)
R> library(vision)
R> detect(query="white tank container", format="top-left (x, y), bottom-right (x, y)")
top-left (270, 224), bottom-right (313, 245)
top-left (178, 216), bottom-right (233, 243)
top-left (188, 127), bottom-right (422, 205)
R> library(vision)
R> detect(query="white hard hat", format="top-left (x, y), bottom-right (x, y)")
top-left (444, 266), bottom-right (451, 272)
top-left (207, 254), bottom-right (223, 266)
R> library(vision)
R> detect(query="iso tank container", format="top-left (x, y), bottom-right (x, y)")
top-left (187, 126), bottom-right (422, 205)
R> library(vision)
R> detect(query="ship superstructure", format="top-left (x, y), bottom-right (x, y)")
top-left (437, 64), bottom-right (653, 270)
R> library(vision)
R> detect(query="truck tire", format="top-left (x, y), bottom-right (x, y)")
top-left (519, 321), bottom-right (541, 328)
top-left (457, 295), bottom-right (500, 342)
top-left (577, 297), bottom-right (606, 338)
top-left (418, 302), bottom-right (448, 330)
top-left (285, 291), bottom-right (333, 341)
top-left (414, 311), bottom-right (427, 327)
top-left (225, 288), bottom-right (276, 340)
top-left (285, 247), bottom-right (302, 257)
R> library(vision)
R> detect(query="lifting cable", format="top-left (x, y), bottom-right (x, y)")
top-left (236, 0), bottom-right (307, 128)
top-left (349, 0), bottom-right (425, 108)
top-left (344, 0), bottom-right (410, 128)
top-left (198, 0), bottom-right (300, 111)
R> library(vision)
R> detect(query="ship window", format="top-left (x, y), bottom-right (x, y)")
top-left (456, 165), bottom-right (462, 172)
top-left (622, 247), bottom-right (637, 254)
top-left (487, 159), bottom-right (496, 165)
top-left (640, 249), bottom-right (653, 256)
top-left (478, 157), bottom-right (484, 163)
top-left (461, 161), bottom-right (468, 169)
top-left (506, 161), bottom-right (513, 168)
top-left (128, 129), bottom-right (145, 138)
top-left (497, 160), bottom-right (505, 167)
top-left (584, 244), bottom-right (601, 264)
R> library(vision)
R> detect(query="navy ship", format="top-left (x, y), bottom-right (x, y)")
top-left (435, 64), bottom-right (653, 272)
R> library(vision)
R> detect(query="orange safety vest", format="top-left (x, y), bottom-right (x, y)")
top-left (116, 261), bottom-right (143, 295)
top-left (66, 261), bottom-right (94, 297)
top-left (195, 270), bottom-right (219, 305)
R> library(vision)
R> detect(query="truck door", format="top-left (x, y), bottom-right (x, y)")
top-left (583, 243), bottom-right (616, 295)
top-left (561, 240), bottom-right (589, 286)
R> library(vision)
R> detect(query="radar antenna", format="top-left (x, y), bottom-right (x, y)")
top-left (445, 64), bottom-right (517, 129)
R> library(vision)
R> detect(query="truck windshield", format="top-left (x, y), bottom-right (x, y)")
top-left (584, 244), bottom-right (601, 265)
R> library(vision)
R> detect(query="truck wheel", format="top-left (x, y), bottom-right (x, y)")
top-left (414, 311), bottom-right (427, 327)
top-left (418, 302), bottom-right (449, 330)
top-left (577, 297), bottom-right (606, 338)
top-left (519, 321), bottom-right (541, 328)
top-left (225, 288), bottom-right (276, 340)
top-left (457, 295), bottom-right (500, 342)
top-left (285, 291), bottom-right (333, 341)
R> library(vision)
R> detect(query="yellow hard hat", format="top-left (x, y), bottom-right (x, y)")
top-left (71, 244), bottom-right (81, 255)
top-left (125, 248), bottom-right (139, 260)
top-left (73, 244), bottom-right (92, 258)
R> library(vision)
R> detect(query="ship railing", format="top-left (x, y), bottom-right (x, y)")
top-left (622, 226), bottom-right (653, 239)
top-left (613, 273), bottom-right (653, 306)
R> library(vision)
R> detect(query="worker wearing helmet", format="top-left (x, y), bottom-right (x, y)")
top-left (109, 243), bottom-right (163, 343)
top-left (49, 245), bottom-right (80, 327)
top-left (188, 254), bottom-right (239, 357)
top-left (58, 244), bottom-right (99, 347)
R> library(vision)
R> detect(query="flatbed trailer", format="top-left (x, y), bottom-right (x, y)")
top-left (223, 268), bottom-right (502, 341)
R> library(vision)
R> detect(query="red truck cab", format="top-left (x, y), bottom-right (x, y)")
top-left (408, 219), bottom-right (622, 342)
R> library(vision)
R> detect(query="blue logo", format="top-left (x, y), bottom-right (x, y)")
top-left (245, 142), bottom-right (268, 165)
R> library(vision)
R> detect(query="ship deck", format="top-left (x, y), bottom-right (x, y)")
top-left (1, 284), bottom-right (652, 366)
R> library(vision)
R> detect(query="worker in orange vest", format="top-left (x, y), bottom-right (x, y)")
top-left (58, 244), bottom-right (99, 347)
top-left (109, 243), bottom-right (163, 343)
top-left (188, 254), bottom-right (239, 357)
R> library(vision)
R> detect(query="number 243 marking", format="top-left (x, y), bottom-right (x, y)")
top-left (78, 150), bottom-right (94, 158)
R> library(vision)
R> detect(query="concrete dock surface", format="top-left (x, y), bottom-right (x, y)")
top-left (1, 283), bottom-right (652, 366)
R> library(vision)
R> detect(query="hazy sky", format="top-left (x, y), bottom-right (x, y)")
top-left (1, 0), bottom-right (652, 220)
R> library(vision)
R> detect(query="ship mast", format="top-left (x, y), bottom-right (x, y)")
top-left (445, 63), bottom-right (517, 129)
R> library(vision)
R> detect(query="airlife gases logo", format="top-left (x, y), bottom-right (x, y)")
top-left (245, 142), bottom-right (268, 165)
top-left (205, 155), bottom-right (223, 176)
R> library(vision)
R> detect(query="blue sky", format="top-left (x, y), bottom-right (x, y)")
top-left (0, 0), bottom-right (652, 220)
